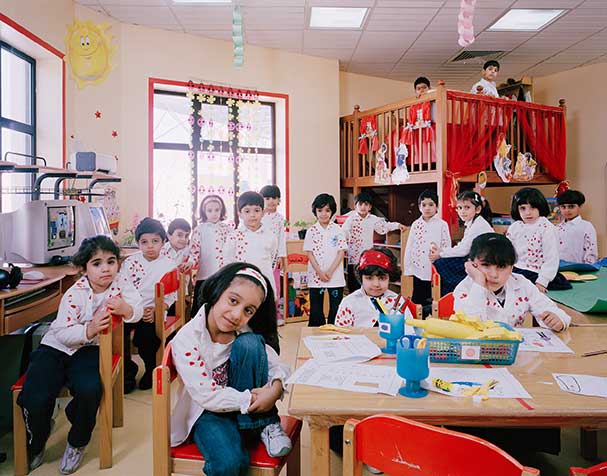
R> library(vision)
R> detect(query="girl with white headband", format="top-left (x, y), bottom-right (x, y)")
top-left (170, 262), bottom-right (292, 476)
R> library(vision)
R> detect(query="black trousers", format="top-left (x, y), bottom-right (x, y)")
top-left (412, 276), bottom-right (432, 305)
top-left (308, 287), bottom-right (344, 327)
top-left (346, 264), bottom-right (360, 293)
top-left (124, 321), bottom-right (160, 378)
top-left (18, 345), bottom-right (102, 456)
top-left (513, 267), bottom-right (572, 291)
top-left (190, 279), bottom-right (206, 320)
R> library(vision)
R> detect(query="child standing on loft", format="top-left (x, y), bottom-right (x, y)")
top-left (470, 60), bottom-right (501, 98)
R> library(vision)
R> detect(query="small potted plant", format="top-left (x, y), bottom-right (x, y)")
top-left (294, 220), bottom-right (311, 239)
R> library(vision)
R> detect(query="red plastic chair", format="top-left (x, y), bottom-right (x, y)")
top-left (431, 292), bottom-right (454, 319)
top-left (155, 268), bottom-right (186, 365)
top-left (343, 414), bottom-right (540, 476)
top-left (401, 296), bottom-right (422, 320)
top-left (570, 462), bottom-right (607, 475)
top-left (153, 343), bottom-right (301, 476)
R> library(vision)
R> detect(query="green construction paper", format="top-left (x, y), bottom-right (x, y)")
top-left (548, 268), bottom-right (607, 313)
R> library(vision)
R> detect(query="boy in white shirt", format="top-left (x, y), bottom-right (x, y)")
top-left (304, 193), bottom-right (348, 326)
top-left (342, 191), bottom-right (404, 292)
top-left (556, 190), bottom-right (598, 264)
top-left (161, 218), bottom-right (191, 267)
top-left (225, 191), bottom-right (280, 322)
top-left (470, 60), bottom-right (500, 98)
top-left (403, 190), bottom-right (451, 307)
top-left (120, 218), bottom-right (177, 392)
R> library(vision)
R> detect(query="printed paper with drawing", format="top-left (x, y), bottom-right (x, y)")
top-left (303, 334), bottom-right (382, 364)
top-left (517, 328), bottom-right (574, 353)
top-left (553, 373), bottom-right (607, 398)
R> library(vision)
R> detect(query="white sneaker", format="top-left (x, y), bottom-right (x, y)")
top-left (260, 422), bottom-right (292, 457)
top-left (59, 443), bottom-right (86, 474)
top-left (364, 464), bottom-right (383, 474)
top-left (277, 318), bottom-right (285, 326)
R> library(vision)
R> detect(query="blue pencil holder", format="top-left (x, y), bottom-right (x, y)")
top-left (378, 312), bottom-right (404, 354)
top-left (397, 335), bottom-right (430, 398)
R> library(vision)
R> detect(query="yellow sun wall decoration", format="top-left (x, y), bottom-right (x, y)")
top-left (64, 19), bottom-right (116, 89)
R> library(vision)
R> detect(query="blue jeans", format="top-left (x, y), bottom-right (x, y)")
top-left (191, 333), bottom-right (280, 476)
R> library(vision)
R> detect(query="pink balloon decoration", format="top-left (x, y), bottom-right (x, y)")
top-left (457, 0), bottom-right (476, 48)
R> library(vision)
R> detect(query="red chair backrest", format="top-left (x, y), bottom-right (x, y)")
top-left (438, 292), bottom-right (454, 319)
top-left (402, 298), bottom-right (417, 318)
top-left (570, 463), bottom-right (607, 476)
top-left (353, 414), bottom-right (539, 476)
top-left (431, 265), bottom-right (440, 287)
top-left (157, 268), bottom-right (180, 296)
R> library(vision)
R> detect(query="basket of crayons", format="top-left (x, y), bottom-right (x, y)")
top-left (405, 314), bottom-right (522, 366)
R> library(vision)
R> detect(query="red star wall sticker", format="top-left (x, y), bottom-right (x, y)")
top-left (111, 130), bottom-right (118, 137)
top-left (94, 111), bottom-right (101, 118)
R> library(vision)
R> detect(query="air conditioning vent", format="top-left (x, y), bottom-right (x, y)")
top-left (450, 50), bottom-right (505, 63)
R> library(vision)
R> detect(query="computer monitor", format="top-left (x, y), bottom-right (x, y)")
top-left (83, 204), bottom-right (111, 237)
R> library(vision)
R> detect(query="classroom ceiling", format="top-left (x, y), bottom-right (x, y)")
top-left (76, 0), bottom-right (607, 89)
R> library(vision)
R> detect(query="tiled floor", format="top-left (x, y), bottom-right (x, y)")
top-left (1, 321), bottom-right (605, 475)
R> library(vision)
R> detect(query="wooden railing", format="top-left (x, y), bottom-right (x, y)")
top-left (340, 81), bottom-right (566, 195)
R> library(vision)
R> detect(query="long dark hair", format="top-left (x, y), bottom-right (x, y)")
top-left (457, 191), bottom-right (492, 223)
top-left (200, 262), bottom-right (279, 354)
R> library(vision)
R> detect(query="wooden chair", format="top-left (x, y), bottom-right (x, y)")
top-left (570, 462), bottom-right (607, 475)
top-left (155, 269), bottom-right (186, 365)
top-left (283, 239), bottom-right (309, 324)
top-left (431, 292), bottom-right (454, 319)
top-left (431, 264), bottom-right (441, 302)
top-left (400, 295), bottom-right (423, 320)
top-left (343, 414), bottom-right (540, 476)
top-left (153, 343), bottom-right (301, 476)
top-left (12, 315), bottom-right (124, 475)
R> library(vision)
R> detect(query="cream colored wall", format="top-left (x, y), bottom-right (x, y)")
top-left (340, 71), bottom-right (413, 116)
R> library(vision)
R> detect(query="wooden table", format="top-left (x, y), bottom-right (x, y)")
top-left (288, 326), bottom-right (607, 475)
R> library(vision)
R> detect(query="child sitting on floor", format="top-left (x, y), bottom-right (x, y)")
top-left (335, 247), bottom-right (400, 328)
top-left (430, 191), bottom-right (493, 295)
top-left (403, 189), bottom-right (451, 307)
top-left (506, 187), bottom-right (571, 292)
top-left (170, 263), bottom-right (292, 475)
top-left (556, 189), bottom-right (598, 264)
top-left (18, 236), bottom-right (143, 474)
top-left (454, 233), bottom-right (571, 331)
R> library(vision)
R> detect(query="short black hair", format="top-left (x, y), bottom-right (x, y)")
top-left (199, 262), bottom-right (279, 354)
top-left (414, 76), bottom-right (431, 88)
top-left (354, 191), bottom-right (373, 206)
top-left (557, 189), bottom-right (585, 206)
top-left (457, 190), bottom-right (493, 223)
top-left (199, 194), bottom-right (227, 222)
top-left (72, 235), bottom-right (120, 269)
top-left (483, 60), bottom-right (500, 70)
top-left (469, 233), bottom-right (516, 268)
top-left (510, 187), bottom-right (550, 221)
top-left (260, 185), bottom-right (281, 199)
top-left (311, 193), bottom-right (337, 217)
top-left (237, 191), bottom-right (264, 211)
top-left (356, 246), bottom-right (401, 283)
top-left (168, 218), bottom-right (191, 235)
top-left (135, 217), bottom-right (167, 242)
top-left (418, 189), bottom-right (438, 206)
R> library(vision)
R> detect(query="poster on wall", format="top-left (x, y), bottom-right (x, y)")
top-left (64, 19), bottom-right (116, 88)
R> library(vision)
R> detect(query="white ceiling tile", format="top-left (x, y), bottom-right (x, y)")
top-left (303, 48), bottom-right (354, 62)
top-left (544, 52), bottom-right (602, 63)
top-left (573, 0), bottom-right (607, 7)
top-left (376, 0), bottom-right (444, 6)
top-left (100, 0), bottom-right (166, 5)
top-left (348, 62), bottom-right (395, 74)
top-left (584, 54), bottom-right (607, 64)
top-left (102, 5), bottom-right (179, 25)
top-left (472, 31), bottom-right (535, 50)
top-left (303, 30), bottom-right (362, 49)
top-left (350, 48), bottom-right (403, 63)
top-left (426, 8), bottom-right (505, 32)
top-left (548, 9), bottom-right (607, 31)
top-left (308, 0), bottom-right (374, 5)
top-left (243, 7), bottom-right (304, 30)
top-left (356, 31), bottom-right (418, 49)
top-left (171, 5), bottom-right (233, 27)
top-left (524, 62), bottom-right (581, 76)
top-left (511, 0), bottom-right (583, 7)
top-left (246, 30), bottom-right (302, 49)
top-left (443, 0), bottom-right (514, 6)
top-left (241, 0), bottom-right (304, 4)
top-left (366, 8), bottom-right (438, 32)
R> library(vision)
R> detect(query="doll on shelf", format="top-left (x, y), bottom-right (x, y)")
top-left (374, 143), bottom-right (391, 184)
top-left (493, 134), bottom-right (512, 183)
top-left (391, 142), bottom-right (410, 184)
top-left (513, 152), bottom-right (537, 181)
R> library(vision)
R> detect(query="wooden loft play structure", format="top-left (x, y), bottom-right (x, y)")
top-left (339, 81), bottom-right (567, 228)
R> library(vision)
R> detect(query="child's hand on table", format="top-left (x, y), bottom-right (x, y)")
top-left (87, 308), bottom-right (111, 340)
top-left (538, 311), bottom-right (564, 332)
top-left (248, 380), bottom-right (283, 413)
top-left (464, 260), bottom-right (487, 287)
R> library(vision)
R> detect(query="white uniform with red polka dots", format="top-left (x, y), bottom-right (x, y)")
top-left (334, 288), bottom-right (399, 328)
top-left (40, 275), bottom-right (143, 356)
top-left (403, 214), bottom-right (451, 281)
top-left (342, 213), bottom-right (401, 265)
top-left (556, 216), bottom-right (598, 264)
top-left (188, 222), bottom-right (232, 281)
top-left (161, 241), bottom-right (190, 266)
top-left (119, 251), bottom-right (177, 309)
top-left (169, 307), bottom-right (290, 446)
top-left (303, 222), bottom-right (348, 288)
top-left (506, 217), bottom-right (559, 288)
top-left (261, 211), bottom-right (287, 268)
top-left (439, 216), bottom-right (493, 259)
top-left (453, 275), bottom-right (571, 329)
top-left (224, 224), bottom-right (278, 295)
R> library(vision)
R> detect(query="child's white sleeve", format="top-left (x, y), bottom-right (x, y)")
top-left (118, 277), bottom-right (144, 323)
top-left (402, 225), bottom-right (415, 275)
top-left (342, 217), bottom-right (353, 240)
top-left (525, 279), bottom-right (571, 329)
top-left (453, 280), bottom-right (489, 321)
top-left (536, 225), bottom-right (559, 288)
top-left (373, 217), bottom-right (400, 235)
top-left (266, 345), bottom-right (291, 390)
top-left (188, 228), bottom-right (202, 269)
top-left (335, 297), bottom-right (355, 327)
top-left (302, 227), bottom-right (313, 252)
top-left (172, 323), bottom-right (252, 414)
top-left (51, 290), bottom-right (91, 347)
top-left (583, 223), bottom-right (598, 264)
top-left (440, 221), bottom-right (452, 250)
top-left (223, 232), bottom-right (237, 265)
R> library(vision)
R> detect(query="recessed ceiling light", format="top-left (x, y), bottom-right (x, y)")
top-left (309, 7), bottom-right (367, 29)
top-left (173, 0), bottom-right (231, 4)
top-left (489, 9), bottom-right (565, 31)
